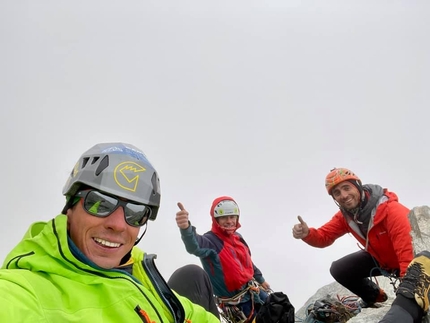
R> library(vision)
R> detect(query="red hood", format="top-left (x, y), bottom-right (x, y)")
top-left (210, 196), bottom-right (241, 236)
top-left (384, 189), bottom-right (399, 202)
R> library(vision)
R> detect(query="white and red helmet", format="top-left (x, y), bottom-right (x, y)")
top-left (211, 196), bottom-right (240, 218)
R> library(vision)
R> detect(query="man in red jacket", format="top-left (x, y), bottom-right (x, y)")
top-left (292, 167), bottom-right (414, 308)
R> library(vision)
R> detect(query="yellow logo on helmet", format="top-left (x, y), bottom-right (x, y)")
top-left (64, 162), bottom-right (80, 191)
top-left (114, 161), bottom-right (146, 192)
top-left (72, 162), bottom-right (79, 177)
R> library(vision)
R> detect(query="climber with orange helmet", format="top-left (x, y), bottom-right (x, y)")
top-left (292, 167), bottom-right (414, 308)
top-left (175, 196), bottom-right (272, 322)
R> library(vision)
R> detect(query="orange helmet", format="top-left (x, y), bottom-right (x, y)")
top-left (325, 168), bottom-right (361, 195)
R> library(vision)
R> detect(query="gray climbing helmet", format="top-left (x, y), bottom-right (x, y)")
top-left (62, 142), bottom-right (161, 220)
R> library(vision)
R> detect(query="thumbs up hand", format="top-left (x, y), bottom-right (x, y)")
top-left (292, 215), bottom-right (310, 239)
top-left (176, 202), bottom-right (190, 229)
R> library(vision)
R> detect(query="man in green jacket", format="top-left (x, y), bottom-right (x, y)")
top-left (0, 142), bottom-right (220, 322)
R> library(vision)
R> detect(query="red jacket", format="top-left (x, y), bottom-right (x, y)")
top-left (303, 189), bottom-right (413, 276)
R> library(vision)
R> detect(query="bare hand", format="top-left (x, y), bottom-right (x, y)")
top-left (292, 215), bottom-right (309, 239)
top-left (176, 202), bottom-right (190, 229)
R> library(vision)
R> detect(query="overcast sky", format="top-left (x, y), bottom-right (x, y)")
top-left (1, 1), bottom-right (429, 310)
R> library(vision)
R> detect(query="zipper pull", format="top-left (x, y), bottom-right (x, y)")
top-left (134, 305), bottom-right (150, 323)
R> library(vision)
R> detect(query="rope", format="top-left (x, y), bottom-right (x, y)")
top-left (299, 294), bottom-right (361, 323)
top-left (368, 265), bottom-right (401, 292)
top-left (355, 230), bottom-right (402, 293)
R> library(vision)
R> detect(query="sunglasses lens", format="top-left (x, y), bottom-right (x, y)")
top-left (82, 190), bottom-right (151, 227)
top-left (124, 204), bottom-right (151, 227)
top-left (84, 191), bottom-right (118, 217)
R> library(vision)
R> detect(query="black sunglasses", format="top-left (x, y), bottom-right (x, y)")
top-left (74, 190), bottom-right (151, 227)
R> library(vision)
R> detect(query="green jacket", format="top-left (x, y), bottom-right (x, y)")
top-left (0, 215), bottom-right (219, 322)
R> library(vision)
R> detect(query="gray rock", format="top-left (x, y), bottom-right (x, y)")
top-left (295, 206), bottom-right (430, 323)
top-left (409, 206), bottom-right (430, 255)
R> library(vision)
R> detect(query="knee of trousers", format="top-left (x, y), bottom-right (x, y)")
top-left (330, 259), bottom-right (347, 281)
top-left (175, 264), bottom-right (207, 279)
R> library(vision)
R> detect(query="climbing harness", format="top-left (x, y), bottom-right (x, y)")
top-left (217, 280), bottom-right (266, 323)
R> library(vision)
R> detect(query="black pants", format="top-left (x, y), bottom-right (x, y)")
top-left (379, 295), bottom-right (424, 323)
top-left (379, 304), bottom-right (414, 323)
top-left (330, 250), bottom-right (397, 303)
top-left (167, 264), bottom-right (220, 319)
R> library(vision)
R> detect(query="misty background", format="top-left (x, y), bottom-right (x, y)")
top-left (1, 1), bottom-right (429, 309)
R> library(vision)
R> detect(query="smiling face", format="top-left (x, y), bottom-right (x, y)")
top-left (331, 181), bottom-right (361, 210)
top-left (67, 200), bottom-right (139, 269)
top-left (216, 215), bottom-right (238, 233)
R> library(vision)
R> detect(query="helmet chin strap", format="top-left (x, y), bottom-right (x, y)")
top-left (134, 223), bottom-right (148, 245)
top-left (110, 223), bottom-right (149, 266)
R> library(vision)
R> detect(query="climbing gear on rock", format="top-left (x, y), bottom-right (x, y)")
top-left (303, 295), bottom-right (361, 323)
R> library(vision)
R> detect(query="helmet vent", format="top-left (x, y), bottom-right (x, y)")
top-left (81, 157), bottom-right (90, 169)
top-left (91, 156), bottom-right (100, 164)
top-left (95, 155), bottom-right (109, 176)
top-left (151, 172), bottom-right (159, 195)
